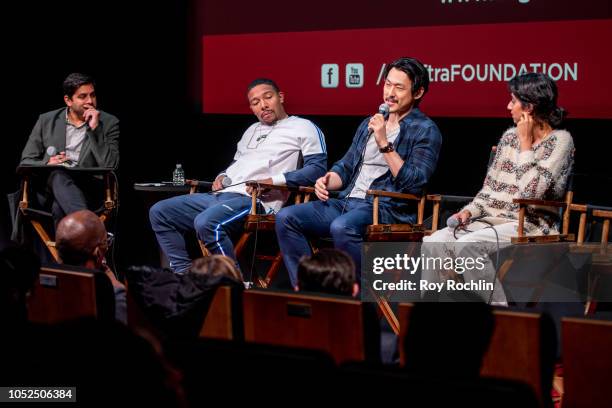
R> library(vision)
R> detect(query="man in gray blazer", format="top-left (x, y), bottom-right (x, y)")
top-left (19, 73), bottom-right (119, 224)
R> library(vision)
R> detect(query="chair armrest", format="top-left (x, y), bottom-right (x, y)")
top-left (297, 186), bottom-right (343, 196)
top-left (512, 198), bottom-right (566, 208)
top-left (186, 179), bottom-right (213, 189)
top-left (245, 181), bottom-right (310, 194)
top-left (366, 190), bottom-right (426, 225)
top-left (514, 198), bottom-right (567, 238)
top-left (243, 182), bottom-right (317, 214)
top-left (592, 209), bottom-right (612, 218)
top-left (17, 165), bottom-right (115, 177)
top-left (570, 204), bottom-right (612, 218)
top-left (366, 189), bottom-right (422, 201)
top-left (438, 194), bottom-right (474, 204)
top-left (299, 186), bottom-right (315, 194)
top-left (424, 194), bottom-right (473, 233)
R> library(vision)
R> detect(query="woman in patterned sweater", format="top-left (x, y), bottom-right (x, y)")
top-left (425, 72), bottom-right (574, 243)
top-left (421, 73), bottom-right (573, 304)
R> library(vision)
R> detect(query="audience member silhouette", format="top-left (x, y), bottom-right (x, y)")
top-left (126, 255), bottom-right (243, 340)
top-left (55, 209), bottom-right (126, 323)
top-left (0, 244), bottom-right (40, 327)
top-left (297, 248), bottom-right (358, 296)
top-left (403, 293), bottom-right (495, 379)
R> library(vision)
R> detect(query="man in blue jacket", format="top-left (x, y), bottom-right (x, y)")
top-left (276, 57), bottom-right (442, 288)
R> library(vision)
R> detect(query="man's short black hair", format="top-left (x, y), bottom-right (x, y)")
top-left (63, 73), bottom-right (95, 98)
top-left (382, 57), bottom-right (430, 106)
top-left (247, 78), bottom-right (280, 93)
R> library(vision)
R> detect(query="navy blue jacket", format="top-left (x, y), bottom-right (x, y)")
top-left (330, 108), bottom-right (442, 224)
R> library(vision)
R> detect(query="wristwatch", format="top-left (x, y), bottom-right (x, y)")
top-left (379, 143), bottom-right (394, 153)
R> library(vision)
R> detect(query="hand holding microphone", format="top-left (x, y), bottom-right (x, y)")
top-left (447, 210), bottom-right (473, 229)
top-left (367, 103), bottom-right (390, 146)
top-left (212, 175), bottom-right (225, 191)
top-left (46, 146), bottom-right (72, 166)
top-left (212, 175), bottom-right (233, 191)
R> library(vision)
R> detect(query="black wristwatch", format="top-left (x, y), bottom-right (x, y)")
top-left (379, 143), bottom-right (394, 153)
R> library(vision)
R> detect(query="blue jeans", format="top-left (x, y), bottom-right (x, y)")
top-left (275, 198), bottom-right (373, 287)
top-left (149, 192), bottom-right (253, 273)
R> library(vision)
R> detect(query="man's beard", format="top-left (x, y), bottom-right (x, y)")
top-left (69, 106), bottom-right (86, 119)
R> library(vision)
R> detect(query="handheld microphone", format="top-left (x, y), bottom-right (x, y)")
top-left (46, 145), bottom-right (75, 166)
top-left (189, 176), bottom-right (233, 190)
top-left (447, 214), bottom-right (486, 229)
top-left (447, 216), bottom-right (461, 229)
top-left (367, 103), bottom-right (390, 137)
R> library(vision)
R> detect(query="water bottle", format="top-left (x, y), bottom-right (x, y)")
top-left (172, 164), bottom-right (185, 185)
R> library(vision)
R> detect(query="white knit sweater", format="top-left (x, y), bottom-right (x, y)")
top-left (464, 127), bottom-right (574, 235)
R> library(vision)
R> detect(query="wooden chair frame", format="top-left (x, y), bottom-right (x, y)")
top-left (567, 204), bottom-right (612, 314)
top-left (187, 180), bottom-right (314, 287)
top-left (365, 189), bottom-right (428, 241)
top-left (18, 168), bottom-right (118, 262)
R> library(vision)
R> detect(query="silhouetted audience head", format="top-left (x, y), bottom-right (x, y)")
top-left (189, 255), bottom-right (243, 285)
top-left (0, 245), bottom-right (40, 325)
top-left (55, 210), bottom-right (126, 323)
top-left (55, 209), bottom-right (107, 269)
top-left (126, 255), bottom-right (243, 341)
top-left (403, 293), bottom-right (495, 379)
top-left (298, 249), bottom-right (356, 296)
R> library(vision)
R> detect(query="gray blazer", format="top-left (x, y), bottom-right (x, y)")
top-left (20, 107), bottom-right (119, 169)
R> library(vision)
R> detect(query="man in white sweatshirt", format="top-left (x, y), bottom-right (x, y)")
top-left (149, 78), bottom-right (327, 274)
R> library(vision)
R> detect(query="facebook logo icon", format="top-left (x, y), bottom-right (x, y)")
top-left (321, 64), bottom-right (339, 88)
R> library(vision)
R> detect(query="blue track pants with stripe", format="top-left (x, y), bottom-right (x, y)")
top-left (149, 192), bottom-right (255, 273)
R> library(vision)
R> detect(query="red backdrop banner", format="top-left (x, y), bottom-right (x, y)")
top-left (203, 19), bottom-right (612, 118)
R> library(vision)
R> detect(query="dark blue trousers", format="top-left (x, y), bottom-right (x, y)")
top-left (149, 192), bottom-right (252, 273)
top-left (275, 198), bottom-right (373, 287)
